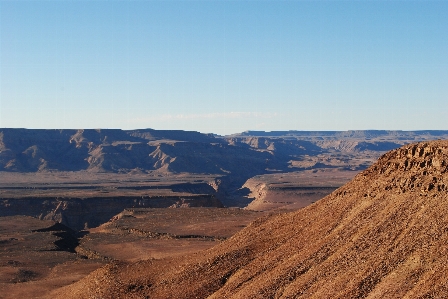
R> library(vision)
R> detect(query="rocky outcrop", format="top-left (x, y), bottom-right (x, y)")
top-left (360, 141), bottom-right (448, 194)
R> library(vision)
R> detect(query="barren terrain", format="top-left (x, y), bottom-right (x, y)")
top-left (81, 208), bottom-right (271, 262)
top-left (54, 140), bottom-right (448, 298)
top-left (0, 216), bottom-right (103, 299)
top-left (243, 169), bottom-right (355, 211)
top-left (0, 208), bottom-right (275, 298)
top-left (2, 129), bottom-right (448, 298)
top-left (3, 128), bottom-right (445, 224)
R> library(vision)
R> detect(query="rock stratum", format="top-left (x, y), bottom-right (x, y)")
top-left (53, 140), bottom-right (448, 298)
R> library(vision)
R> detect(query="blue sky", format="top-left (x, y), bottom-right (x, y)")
top-left (1, 1), bottom-right (447, 135)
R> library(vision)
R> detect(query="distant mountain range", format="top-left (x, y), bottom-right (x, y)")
top-left (1, 128), bottom-right (448, 174)
top-left (232, 129), bottom-right (448, 139)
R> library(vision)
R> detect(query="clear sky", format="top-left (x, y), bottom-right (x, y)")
top-left (1, 1), bottom-right (447, 135)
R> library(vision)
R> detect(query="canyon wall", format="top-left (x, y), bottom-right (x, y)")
top-left (0, 195), bottom-right (222, 230)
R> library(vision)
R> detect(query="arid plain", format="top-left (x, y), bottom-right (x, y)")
top-left (1, 129), bottom-right (448, 298)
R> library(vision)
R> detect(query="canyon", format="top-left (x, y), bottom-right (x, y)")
top-left (2, 129), bottom-right (448, 298)
top-left (2, 128), bottom-right (448, 228)
top-left (54, 139), bottom-right (448, 298)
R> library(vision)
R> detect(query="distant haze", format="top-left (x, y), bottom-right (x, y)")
top-left (1, 1), bottom-right (447, 135)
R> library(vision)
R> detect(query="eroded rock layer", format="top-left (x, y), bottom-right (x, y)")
top-left (0, 195), bottom-right (222, 231)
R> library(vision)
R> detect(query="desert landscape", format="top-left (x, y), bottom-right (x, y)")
top-left (1, 129), bottom-right (448, 298)
top-left (52, 139), bottom-right (448, 298)
top-left (3, 0), bottom-right (446, 297)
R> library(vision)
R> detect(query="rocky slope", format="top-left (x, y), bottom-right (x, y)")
top-left (54, 140), bottom-right (448, 298)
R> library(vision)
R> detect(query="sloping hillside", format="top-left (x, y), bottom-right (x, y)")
top-left (54, 140), bottom-right (448, 298)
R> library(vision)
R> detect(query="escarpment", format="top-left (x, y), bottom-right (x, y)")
top-left (0, 195), bottom-right (222, 231)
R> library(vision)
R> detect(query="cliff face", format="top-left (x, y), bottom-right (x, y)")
top-left (0, 129), bottom-right (275, 175)
top-left (0, 195), bottom-right (222, 231)
top-left (56, 140), bottom-right (448, 298)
